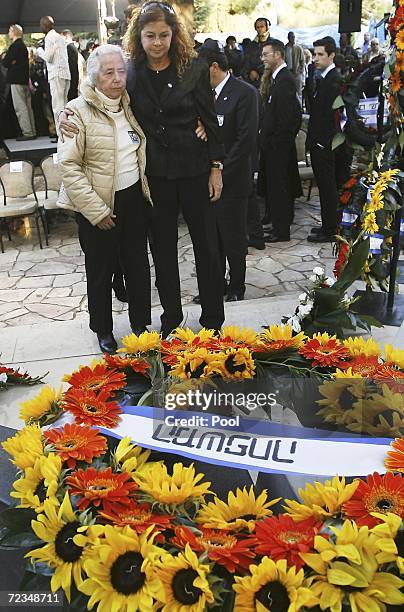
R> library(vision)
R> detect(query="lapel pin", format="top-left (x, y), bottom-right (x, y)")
top-left (223, 96), bottom-right (228, 100)
top-left (167, 83), bottom-right (173, 88)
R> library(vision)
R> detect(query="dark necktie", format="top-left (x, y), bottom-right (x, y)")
top-left (212, 89), bottom-right (217, 103)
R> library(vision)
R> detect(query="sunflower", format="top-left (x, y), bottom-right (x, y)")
top-left (342, 472), bottom-right (404, 527)
top-left (44, 423), bottom-right (107, 469)
top-left (63, 387), bottom-right (122, 428)
top-left (233, 557), bottom-right (317, 612)
top-left (10, 453), bottom-right (61, 512)
top-left (385, 344), bottom-right (404, 369)
top-left (2, 424), bottom-right (44, 470)
top-left (153, 544), bottom-right (215, 612)
top-left (370, 512), bottom-right (404, 573)
top-left (26, 493), bottom-right (102, 601)
top-left (363, 211), bottom-right (379, 234)
top-left (135, 462), bottom-right (211, 509)
top-left (173, 327), bottom-right (217, 344)
top-left (211, 348), bottom-right (256, 380)
top-left (66, 466), bottom-right (138, 511)
top-left (196, 486), bottom-right (280, 533)
top-left (358, 384), bottom-right (404, 437)
top-left (385, 438), bottom-right (404, 473)
top-left (220, 325), bottom-right (259, 346)
top-left (283, 476), bottom-right (359, 522)
top-left (301, 520), bottom-right (404, 612)
top-left (111, 437), bottom-right (152, 476)
top-left (79, 525), bottom-right (161, 612)
top-left (317, 376), bottom-right (367, 415)
top-left (253, 515), bottom-right (321, 571)
top-left (343, 336), bottom-right (381, 358)
top-left (258, 325), bottom-right (306, 352)
top-left (117, 331), bottom-right (161, 354)
top-left (98, 500), bottom-right (174, 539)
top-left (64, 363), bottom-right (126, 394)
top-left (299, 333), bottom-right (349, 368)
top-left (170, 348), bottom-right (216, 380)
top-left (104, 353), bottom-right (151, 376)
top-left (172, 525), bottom-right (256, 572)
top-left (20, 386), bottom-right (63, 426)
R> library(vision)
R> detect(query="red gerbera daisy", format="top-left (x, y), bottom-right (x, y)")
top-left (44, 423), bottom-right (107, 469)
top-left (66, 466), bottom-right (137, 510)
top-left (253, 515), bottom-right (321, 570)
top-left (104, 353), bottom-right (150, 376)
top-left (299, 334), bottom-right (350, 368)
top-left (385, 438), bottom-right (404, 474)
top-left (98, 500), bottom-right (174, 540)
top-left (65, 363), bottom-right (126, 394)
top-left (339, 355), bottom-right (380, 378)
top-left (344, 177), bottom-right (357, 189)
top-left (161, 339), bottom-right (187, 366)
top-left (63, 388), bottom-right (122, 428)
top-left (172, 525), bottom-right (256, 573)
top-left (374, 365), bottom-right (404, 394)
top-left (340, 190), bottom-right (352, 206)
top-left (342, 472), bottom-right (404, 527)
top-left (334, 243), bottom-right (349, 278)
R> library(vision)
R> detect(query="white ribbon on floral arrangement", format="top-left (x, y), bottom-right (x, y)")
top-left (96, 406), bottom-right (391, 477)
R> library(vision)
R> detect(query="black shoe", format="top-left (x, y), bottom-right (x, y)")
top-left (261, 215), bottom-right (271, 226)
top-left (264, 234), bottom-right (290, 243)
top-left (310, 226), bottom-right (323, 234)
top-left (248, 238), bottom-right (265, 250)
top-left (226, 293), bottom-right (245, 302)
top-left (16, 135), bottom-right (37, 141)
top-left (97, 333), bottom-right (118, 354)
top-left (131, 326), bottom-right (148, 335)
top-left (113, 287), bottom-right (128, 302)
top-left (193, 295), bottom-right (201, 304)
top-left (307, 231), bottom-right (335, 243)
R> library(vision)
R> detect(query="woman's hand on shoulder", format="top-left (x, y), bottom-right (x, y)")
top-left (97, 214), bottom-right (116, 230)
top-left (195, 119), bottom-right (207, 142)
top-left (59, 108), bottom-right (79, 143)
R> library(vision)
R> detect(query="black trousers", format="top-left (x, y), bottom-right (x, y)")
top-left (310, 144), bottom-right (339, 234)
top-left (264, 141), bottom-right (297, 239)
top-left (215, 195), bottom-right (248, 296)
top-left (247, 180), bottom-right (265, 241)
top-left (148, 174), bottom-right (225, 331)
top-left (77, 182), bottom-right (151, 334)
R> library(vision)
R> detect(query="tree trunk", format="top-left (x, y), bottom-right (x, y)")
top-left (173, 0), bottom-right (194, 32)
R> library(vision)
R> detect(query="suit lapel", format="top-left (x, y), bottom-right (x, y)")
top-left (136, 62), bottom-right (160, 106)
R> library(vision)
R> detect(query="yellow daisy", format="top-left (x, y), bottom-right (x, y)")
top-left (343, 336), bottom-right (381, 358)
top-left (10, 453), bottom-right (61, 513)
top-left (117, 331), bottom-right (161, 354)
top-left (385, 344), bottom-right (404, 369)
top-left (233, 557), bottom-right (318, 612)
top-left (283, 476), bottom-right (359, 522)
top-left (153, 544), bottom-right (215, 611)
top-left (196, 486), bottom-right (280, 533)
top-left (26, 493), bottom-right (103, 601)
top-left (2, 424), bottom-right (44, 470)
top-left (363, 211), bottom-right (379, 234)
top-left (79, 525), bottom-right (161, 612)
top-left (20, 386), bottom-right (63, 426)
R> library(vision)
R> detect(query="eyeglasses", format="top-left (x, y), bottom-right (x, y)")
top-left (140, 2), bottom-right (176, 15)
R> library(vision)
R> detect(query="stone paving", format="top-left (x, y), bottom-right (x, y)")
top-left (0, 189), bottom-right (337, 328)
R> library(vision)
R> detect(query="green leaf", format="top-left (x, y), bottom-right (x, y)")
top-left (0, 531), bottom-right (42, 549)
top-left (332, 132), bottom-right (346, 151)
top-left (313, 288), bottom-right (341, 314)
top-left (332, 95), bottom-right (345, 109)
top-left (400, 130), bottom-right (404, 150)
top-left (0, 507), bottom-right (36, 533)
top-left (333, 239), bottom-right (370, 293)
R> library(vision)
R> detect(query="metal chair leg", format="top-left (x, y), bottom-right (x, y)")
top-left (34, 213), bottom-right (43, 250)
top-left (0, 229), bottom-right (3, 253)
top-left (5, 220), bottom-right (11, 241)
top-left (41, 210), bottom-right (49, 246)
top-left (307, 179), bottom-right (313, 202)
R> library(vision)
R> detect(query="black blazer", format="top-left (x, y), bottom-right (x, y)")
top-left (127, 58), bottom-right (224, 179)
top-left (260, 66), bottom-right (302, 150)
top-left (2, 39), bottom-right (29, 85)
top-left (307, 67), bottom-right (342, 149)
top-left (215, 75), bottom-right (258, 198)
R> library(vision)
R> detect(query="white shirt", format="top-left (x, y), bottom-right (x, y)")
top-left (272, 62), bottom-right (288, 81)
top-left (214, 72), bottom-right (231, 99)
top-left (37, 29), bottom-right (70, 81)
top-left (321, 63), bottom-right (336, 79)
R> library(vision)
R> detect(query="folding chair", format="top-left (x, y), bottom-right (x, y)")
top-left (295, 129), bottom-right (315, 201)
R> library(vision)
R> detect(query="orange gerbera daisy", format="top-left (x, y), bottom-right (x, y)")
top-left (396, 28), bottom-right (404, 50)
top-left (172, 526), bottom-right (256, 572)
top-left (98, 500), bottom-right (174, 539)
top-left (340, 190), bottom-right (352, 205)
top-left (390, 72), bottom-right (403, 93)
top-left (253, 515), bottom-right (322, 570)
top-left (44, 423), bottom-right (107, 469)
top-left (396, 51), bottom-right (404, 71)
top-left (63, 388), bottom-right (122, 428)
top-left (103, 353), bottom-right (150, 376)
top-left (66, 467), bottom-right (137, 511)
top-left (299, 333), bottom-right (349, 368)
top-left (339, 355), bottom-right (380, 378)
top-left (65, 363), bottom-right (126, 394)
top-left (374, 365), bottom-right (404, 393)
top-left (344, 177), bottom-right (357, 189)
top-left (385, 438), bottom-right (404, 474)
top-left (342, 472), bottom-right (404, 527)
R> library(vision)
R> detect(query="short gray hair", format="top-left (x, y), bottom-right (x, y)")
top-left (86, 44), bottom-right (126, 86)
top-left (10, 24), bottom-right (23, 36)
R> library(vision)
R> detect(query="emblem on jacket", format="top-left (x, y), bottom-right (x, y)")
top-left (128, 131), bottom-right (140, 145)
top-left (217, 115), bottom-right (224, 127)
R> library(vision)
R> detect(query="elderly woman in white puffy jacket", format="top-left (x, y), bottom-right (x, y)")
top-left (58, 44), bottom-right (152, 354)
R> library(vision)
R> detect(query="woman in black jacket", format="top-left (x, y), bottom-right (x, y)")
top-left (124, 1), bottom-right (225, 337)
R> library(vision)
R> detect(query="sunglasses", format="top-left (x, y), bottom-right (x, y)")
top-left (140, 2), bottom-right (176, 15)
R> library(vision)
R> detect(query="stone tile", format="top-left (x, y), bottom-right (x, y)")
top-left (25, 288), bottom-right (52, 303)
top-left (271, 253), bottom-right (301, 265)
top-left (43, 296), bottom-right (83, 308)
top-left (58, 245), bottom-right (82, 257)
top-left (292, 261), bottom-right (320, 272)
top-left (53, 273), bottom-right (83, 287)
top-left (0, 307), bottom-right (29, 321)
top-left (25, 303), bottom-right (74, 318)
top-left (285, 245), bottom-right (320, 257)
top-left (53, 256), bottom-right (84, 265)
top-left (11, 261), bottom-right (35, 273)
top-left (0, 302), bottom-right (21, 317)
top-left (0, 249), bottom-right (19, 263)
top-left (178, 261), bottom-right (196, 276)
top-left (0, 277), bottom-right (20, 290)
top-left (278, 270), bottom-right (305, 282)
top-left (54, 311), bottom-right (75, 321)
top-left (47, 287), bottom-right (72, 298)
top-left (6, 312), bottom-right (47, 326)
top-left (16, 276), bottom-right (54, 289)
top-left (246, 268), bottom-right (278, 289)
top-left (278, 239), bottom-right (301, 250)
top-left (244, 285), bottom-right (267, 299)
top-left (18, 248), bottom-right (60, 262)
top-left (26, 262), bottom-right (77, 276)
top-left (255, 258), bottom-right (284, 275)
top-left (0, 288), bottom-right (33, 302)
top-left (76, 265), bottom-right (86, 273)
top-left (71, 281), bottom-right (87, 297)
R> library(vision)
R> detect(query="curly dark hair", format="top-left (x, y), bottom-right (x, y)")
top-left (123, 2), bottom-right (196, 77)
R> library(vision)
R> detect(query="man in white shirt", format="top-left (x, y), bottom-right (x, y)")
top-left (37, 16), bottom-right (70, 137)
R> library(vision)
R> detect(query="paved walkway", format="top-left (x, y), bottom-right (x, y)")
top-left (0, 189), bottom-right (337, 328)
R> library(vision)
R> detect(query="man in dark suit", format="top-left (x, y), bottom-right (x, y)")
top-left (307, 37), bottom-right (342, 243)
top-left (61, 30), bottom-right (79, 101)
top-left (260, 38), bottom-right (302, 243)
top-left (198, 39), bottom-right (259, 301)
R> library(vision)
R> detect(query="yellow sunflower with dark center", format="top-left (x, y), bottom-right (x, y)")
top-left (44, 423), bottom-right (107, 469)
top-left (20, 386), bottom-right (63, 426)
top-left (79, 525), bottom-right (161, 612)
top-left (258, 325), bottom-right (306, 353)
top-left (153, 545), bottom-right (215, 612)
top-left (64, 363), bottom-right (126, 394)
top-left (233, 557), bottom-right (317, 612)
top-left (196, 486), bottom-right (280, 533)
top-left (385, 344), bottom-right (404, 369)
top-left (210, 347), bottom-right (256, 380)
top-left (10, 453), bottom-right (61, 513)
top-left (26, 493), bottom-right (102, 601)
top-left (117, 331), bottom-right (161, 354)
top-left (170, 348), bottom-right (216, 380)
top-left (2, 424), bottom-right (44, 470)
top-left (299, 333), bottom-right (349, 368)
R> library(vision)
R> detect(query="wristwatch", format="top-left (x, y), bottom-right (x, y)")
top-left (211, 161), bottom-right (224, 170)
